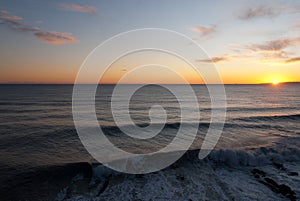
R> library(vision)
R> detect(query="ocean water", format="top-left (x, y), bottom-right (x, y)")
top-left (0, 84), bottom-right (299, 201)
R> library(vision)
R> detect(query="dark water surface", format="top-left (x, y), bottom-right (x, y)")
top-left (0, 84), bottom-right (299, 200)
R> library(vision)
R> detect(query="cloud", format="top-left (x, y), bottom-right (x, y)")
top-left (59, 3), bottom-right (97, 14)
top-left (196, 39), bottom-right (297, 64)
top-left (285, 57), bottom-right (300, 63)
top-left (196, 56), bottom-right (230, 63)
top-left (35, 31), bottom-right (79, 45)
top-left (246, 37), bottom-right (300, 52)
top-left (217, 37), bottom-right (300, 64)
top-left (1, 14), bottom-right (23, 20)
top-left (0, 9), bottom-right (23, 21)
top-left (238, 5), bottom-right (300, 20)
top-left (0, 9), bottom-right (79, 45)
top-left (242, 37), bottom-right (300, 63)
top-left (0, 10), bottom-right (39, 32)
top-left (191, 25), bottom-right (217, 37)
top-left (19, 25), bottom-right (40, 32)
top-left (239, 6), bottom-right (277, 20)
top-left (196, 36), bottom-right (300, 65)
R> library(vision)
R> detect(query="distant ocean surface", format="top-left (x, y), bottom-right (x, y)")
top-left (0, 84), bottom-right (299, 201)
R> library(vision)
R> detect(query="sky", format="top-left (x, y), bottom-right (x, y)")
top-left (0, 0), bottom-right (299, 84)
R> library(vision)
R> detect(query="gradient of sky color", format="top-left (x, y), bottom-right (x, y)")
top-left (0, 0), bottom-right (299, 84)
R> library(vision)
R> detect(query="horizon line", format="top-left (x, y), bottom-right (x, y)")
top-left (0, 82), bottom-right (299, 85)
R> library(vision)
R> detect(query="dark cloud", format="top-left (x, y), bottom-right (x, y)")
top-left (238, 5), bottom-right (300, 20)
top-left (196, 56), bottom-right (230, 63)
top-left (239, 6), bottom-right (277, 20)
top-left (35, 31), bottom-right (79, 45)
top-left (285, 57), bottom-right (300, 63)
top-left (227, 37), bottom-right (300, 63)
top-left (243, 37), bottom-right (299, 63)
top-left (246, 37), bottom-right (300, 52)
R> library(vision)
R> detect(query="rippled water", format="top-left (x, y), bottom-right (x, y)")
top-left (0, 84), bottom-right (299, 200)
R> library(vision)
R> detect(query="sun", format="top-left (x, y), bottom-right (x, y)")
top-left (272, 79), bottom-right (280, 85)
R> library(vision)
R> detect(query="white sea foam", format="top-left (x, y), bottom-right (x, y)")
top-left (57, 135), bottom-right (300, 201)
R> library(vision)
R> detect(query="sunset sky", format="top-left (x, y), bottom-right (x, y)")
top-left (0, 0), bottom-right (299, 84)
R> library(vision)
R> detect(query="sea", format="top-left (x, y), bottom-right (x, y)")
top-left (0, 84), bottom-right (299, 201)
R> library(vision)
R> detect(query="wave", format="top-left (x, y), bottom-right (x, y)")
top-left (91, 135), bottom-right (300, 178)
top-left (236, 114), bottom-right (300, 122)
top-left (201, 106), bottom-right (298, 112)
top-left (205, 146), bottom-right (300, 167)
top-left (58, 138), bottom-right (300, 200)
top-left (100, 120), bottom-right (294, 137)
top-left (3, 139), bottom-right (298, 201)
top-left (0, 101), bottom-right (70, 107)
top-left (3, 143), bottom-right (297, 200)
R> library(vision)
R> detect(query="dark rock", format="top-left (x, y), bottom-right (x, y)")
top-left (279, 184), bottom-right (292, 195)
top-left (260, 177), bottom-right (296, 201)
top-left (252, 166), bottom-right (297, 201)
top-left (273, 162), bottom-right (287, 170)
top-left (279, 184), bottom-right (296, 201)
top-left (287, 172), bottom-right (298, 176)
top-left (264, 177), bottom-right (278, 188)
top-left (251, 168), bottom-right (266, 177)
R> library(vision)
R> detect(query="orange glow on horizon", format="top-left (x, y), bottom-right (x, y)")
top-left (0, 61), bottom-right (298, 85)
top-left (272, 80), bottom-right (280, 85)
